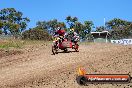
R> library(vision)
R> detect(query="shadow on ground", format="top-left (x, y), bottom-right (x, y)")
top-left (51, 50), bottom-right (79, 55)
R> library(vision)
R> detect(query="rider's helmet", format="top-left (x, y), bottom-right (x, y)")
top-left (57, 27), bottom-right (61, 30)
top-left (70, 28), bottom-right (74, 32)
top-left (69, 28), bottom-right (75, 35)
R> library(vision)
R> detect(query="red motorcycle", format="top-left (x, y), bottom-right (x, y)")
top-left (52, 36), bottom-right (79, 55)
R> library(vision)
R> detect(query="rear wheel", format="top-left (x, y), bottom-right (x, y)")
top-left (52, 45), bottom-right (58, 55)
top-left (74, 43), bottom-right (79, 52)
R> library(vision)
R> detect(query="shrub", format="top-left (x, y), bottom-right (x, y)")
top-left (22, 28), bottom-right (52, 41)
top-left (0, 30), bottom-right (2, 34)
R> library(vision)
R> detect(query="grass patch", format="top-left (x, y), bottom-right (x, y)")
top-left (0, 39), bottom-right (51, 57)
top-left (0, 39), bottom-right (52, 49)
top-left (22, 40), bottom-right (51, 45)
top-left (0, 39), bottom-right (24, 50)
top-left (79, 42), bottom-right (95, 45)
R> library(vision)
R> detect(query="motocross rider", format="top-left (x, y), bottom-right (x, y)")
top-left (54, 26), bottom-right (66, 43)
top-left (66, 28), bottom-right (79, 43)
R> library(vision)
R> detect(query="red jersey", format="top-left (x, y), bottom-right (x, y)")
top-left (56, 29), bottom-right (65, 36)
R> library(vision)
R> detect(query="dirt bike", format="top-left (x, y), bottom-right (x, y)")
top-left (52, 36), bottom-right (79, 55)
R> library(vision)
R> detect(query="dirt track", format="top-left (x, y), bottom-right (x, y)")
top-left (0, 43), bottom-right (132, 88)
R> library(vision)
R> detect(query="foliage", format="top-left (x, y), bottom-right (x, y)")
top-left (1, 8), bottom-right (132, 41)
top-left (106, 18), bottom-right (132, 39)
top-left (0, 21), bottom-right (3, 29)
top-left (0, 30), bottom-right (2, 34)
top-left (0, 21), bottom-right (3, 34)
top-left (0, 8), bottom-right (30, 36)
top-left (65, 16), bottom-right (94, 40)
top-left (106, 18), bottom-right (131, 30)
top-left (36, 19), bottom-right (66, 35)
top-left (96, 26), bottom-right (105, 32)
top-left (66, 16), bottom-right (78, 28)
top-left (22, 27), bottom-right (52, 40)
top-left (74, 20), bottom-right (94, 39)
top-left (84, 21), bottom-right (94, 33)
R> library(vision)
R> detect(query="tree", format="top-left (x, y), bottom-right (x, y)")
top-left (73, 20), bottom-right (94, 40)
top-left (65, 16), bottom-right (94, 40)
top-left (96, 26), bottom-right (105, 32)
top-left (66, 16), bottom-right (78, 28)
top-left (57, 22), bottom-right (66, 29)
top-left (0, 8), bottom-right (30, 36)
top-left (106, 18), bottom-right (131, 30)
top-left (36, 19), bottom-right (66, 35)
top-left (84, 21), bottom-right (94, 33)
top-left (127, 23), bottom-right (132, 38)
top-left (74, 22), bottom-right (84, 34)
top-left (36, 21), bottom-right (48, 32)
top-left (0, 21), bottom-right (3, 29)
top-left (106, 18), bottom-right (132, 39)
top-left (0, 21), bottom-right (3, 34)
top-left (48, 19), bottom-right (58, 29)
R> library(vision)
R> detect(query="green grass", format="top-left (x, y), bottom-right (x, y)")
top-left (0, 40), bottom-right (24, 49)
top-left (21, 40), bottom-right (52, 45)
top-left (0, 39), bottom-right (52, 50)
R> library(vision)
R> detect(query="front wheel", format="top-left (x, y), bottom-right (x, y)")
top-left (52, 46), bottom-right (58, 55)
top-left (64, 48), bottom-right (68, 52)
